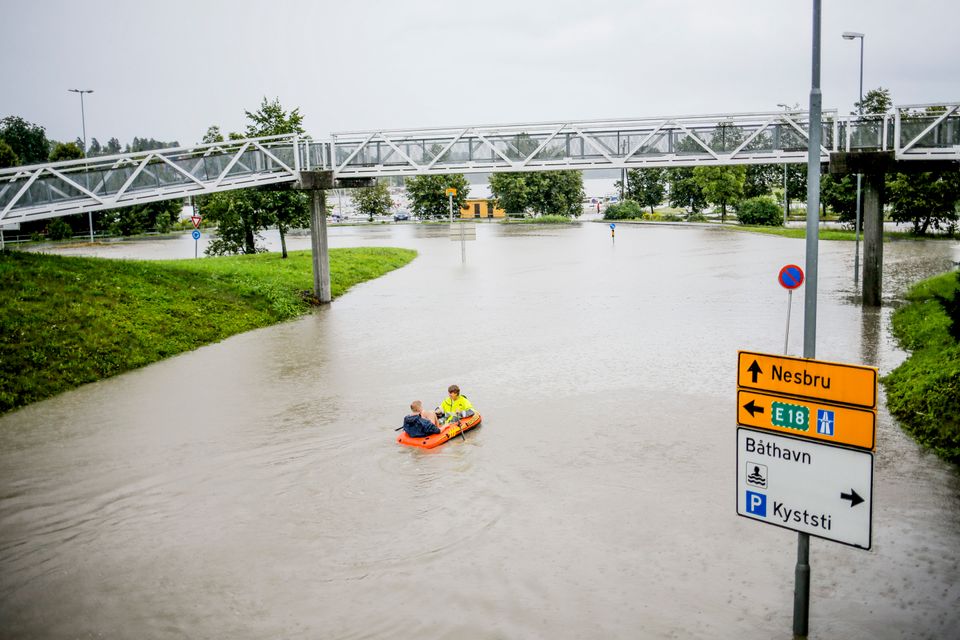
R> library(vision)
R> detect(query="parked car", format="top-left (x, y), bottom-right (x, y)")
top-left (393, 211), bottom-right (410, 222)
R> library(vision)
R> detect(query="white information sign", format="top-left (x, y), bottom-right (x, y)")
top-left (737, 427), bottom-right (873, 549)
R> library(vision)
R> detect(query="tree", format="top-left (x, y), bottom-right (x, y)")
top-left (203, 190), bottom-right (270, 255)
top-left (405, 174), bottom-right (470, 219)
top-left (524, 171), bottom-right (584, 217)
top-left (104, 137), bottom-right (123, 155)
top-left (202, 98), bottom-right (309, 257)
top-left (743, 164), bottom-right (779, 200)
top-left (666, 167), bottom-right (708, 217)
top-left (244, 97), bottom-right (304, 138)
top-left (0, 116), bottom-right (50, 165)
top-left (101, 200), bottom-right (181, 237)
top-left (855, 88), bottom-right (892, 115)
top-left (820, 174), bottom-right (857, 223)
top-left (87, 138), bottom-right (103, 157)
top-left (887, 171), bottom-right (960, 235)
top-left (618, 168), bottom-right (666, 215)
top-left (48, 142), bottom-right (84, 162)
top-left (489, 170), bottom-right (584, 217)
top-left (264, 190), bottom-right (309, 258)
top-left (488, 173), bottom-right (528, 214)
top-left (785, 164), bottom-right (807, 217)
top-left (0, 139), bottom-right (18, 168)
top-left (351, 181), bottom-right (393, 221)
top-left (737, 196), bottom-right (783, 226)
top-left (693, 165), bottom-right (746, 222)
top-left (125, 137), bottom-right (180, 153)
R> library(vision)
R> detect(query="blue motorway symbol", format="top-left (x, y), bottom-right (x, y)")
top-left (817, 409), bottom-right (835, 436)
top-left (192, 230), bottom-right (201, 240)
top-left (746, 490), bottom-right (767, 517)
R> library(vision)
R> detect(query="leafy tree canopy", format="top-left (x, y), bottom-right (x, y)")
top-left (201, 98), bottom-right (309, 257)
top-left (0, 115), bottom-right (50, 165)
top-left (352, 181), bottom-right (393, 220)
top-left (405, 174), bottom-right (470, 219)
top-left (489, 170), bottom-right (584, 217)
top-left (244, 98), bottom-right (304, 137)
top-left (666, 167), bottom-right (708, 215)
top-left (0, 139), bottom-right (18, 168)
top-left (49, 142), bottom-right (84, 162)
top-left (887, 171), bottom-right (960, 235)
top-left (693, 165), bottom-right (746, 222)
top-left (855, 87), bottom-right (892, 115)
top-left (618, 168), bottom-right (665, 214)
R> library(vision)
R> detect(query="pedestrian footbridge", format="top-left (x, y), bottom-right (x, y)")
top-left (1, 103), bottom-right (957, 225)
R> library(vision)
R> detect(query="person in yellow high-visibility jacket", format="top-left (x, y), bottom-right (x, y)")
top-left (437, 384), bottom-right (474, 425)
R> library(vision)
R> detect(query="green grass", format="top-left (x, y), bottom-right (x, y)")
top-left (882, 270), bottom-right (960, 464)
top-left (0, 248), bottom-right (416, 414)
top-left (502, 215), bottom-right (579, 224)
top-left (724, 225), bottom-right (954, 241)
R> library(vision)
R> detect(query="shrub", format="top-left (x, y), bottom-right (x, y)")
top-left (737, 196), bottom-right (783, 226)
top-left (603, 200), bottom-right (644, 220)
top-left (46, 218), bottom-right (73, 241)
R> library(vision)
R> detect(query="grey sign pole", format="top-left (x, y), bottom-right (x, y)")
top-left (795, 1), bottom-right (822, 638)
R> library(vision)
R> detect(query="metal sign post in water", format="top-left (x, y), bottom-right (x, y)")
top-left (778, 264), bottom-right (804, 353)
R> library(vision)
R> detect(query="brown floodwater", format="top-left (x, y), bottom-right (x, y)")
top-left (2, 223), bottom-right (959, 638)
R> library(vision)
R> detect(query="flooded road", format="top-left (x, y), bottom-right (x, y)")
top-left (2, 223), bottom-right (959, 638)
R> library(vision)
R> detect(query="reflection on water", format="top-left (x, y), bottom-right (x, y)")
top-left (2, 223), bottom-right (958, 639)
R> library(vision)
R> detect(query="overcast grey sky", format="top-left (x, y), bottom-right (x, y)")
top-left (1, 0), bottom-right (957, 147)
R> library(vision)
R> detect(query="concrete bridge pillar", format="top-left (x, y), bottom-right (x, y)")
top-left (295, 170), bottom-right (334, 303)
top-left (861, 172), bottom-right (885, 308)
top-left (309, 189), bottom-right (331, 303)
top-left (295, 171), bottom-right (374, 304)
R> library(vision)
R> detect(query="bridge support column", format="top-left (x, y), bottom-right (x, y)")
top-left (861, 173), bottom-right (885, 308)
top-left (296, 170), bottom-right (335, 304)
top-left (309, 189), bottom-right (331, 303)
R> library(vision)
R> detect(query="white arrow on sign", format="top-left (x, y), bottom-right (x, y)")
top-left (736, 427), bottom-right (873, 549)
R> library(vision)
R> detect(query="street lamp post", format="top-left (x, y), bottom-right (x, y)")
top-left (777, 103), bottom-right (792, 226)
top-left (842, 31), bottom-right (864, 287)
top-left (68, 88), bottom-right (95, 242)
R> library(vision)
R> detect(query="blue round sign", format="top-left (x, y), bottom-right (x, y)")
top-left (192, 230), bottom-right (201, 240)
top-left (609, 223), bottom-right (616, 230)
top-left (778, 264), bottom-right (804, 289)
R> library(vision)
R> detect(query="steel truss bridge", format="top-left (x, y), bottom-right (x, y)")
top-left (1, 103), bottom-right (957, 226)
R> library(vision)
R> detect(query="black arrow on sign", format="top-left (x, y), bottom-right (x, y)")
top-left (743, 400), bottom-right (765, 417)
top-left (840, 489), bottom-right (864, 507)
top-left (747, 359), bottom-right (763, 383)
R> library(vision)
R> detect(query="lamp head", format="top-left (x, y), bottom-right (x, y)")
top-left (842, 31), bottom-right (864, 40)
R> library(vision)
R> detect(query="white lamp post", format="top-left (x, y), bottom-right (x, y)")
top-left (68, 88), bottom-right (95, 242)
top-left (777, 103), bottom-right (792, 226)
top-left (842, 31), bottom-right (864, 286)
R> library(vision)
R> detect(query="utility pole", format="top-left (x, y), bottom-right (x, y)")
top-left (69, 88), bottom-right (95, 242)
top-left (843, 31), bottom-right (865, 287)
top-left (796, 2), bottom-right (822, 638)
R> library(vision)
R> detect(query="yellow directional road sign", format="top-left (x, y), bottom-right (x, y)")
top-left (737, 389), bottom-right (875, 450)
top-left (737, 351), bottom-right (877, 409)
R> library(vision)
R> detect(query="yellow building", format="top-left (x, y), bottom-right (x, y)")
top-left (459, 198), bottom-right (505, 219)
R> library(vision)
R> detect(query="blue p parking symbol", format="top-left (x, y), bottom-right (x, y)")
top-left (746, 491), bottom-right (767, 517)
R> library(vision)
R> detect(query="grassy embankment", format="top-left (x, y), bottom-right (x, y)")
top-left (729, 225), bottom-right (954, 241)
top-left (502, 215), bottom-right (579, 224)
top-left (882, 270), bottom-right (960, 464)
top-left (0, 247), bottom-right (416, 415)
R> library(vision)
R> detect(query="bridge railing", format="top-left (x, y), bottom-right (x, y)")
top-left (894, 103), bottom-right (960, 158)
top-left (2, 103), bottom-right (956, 225)
top-left (329, 110), bottom-right (841, 177)
top-left (0, 134), bottom-right (307, 224)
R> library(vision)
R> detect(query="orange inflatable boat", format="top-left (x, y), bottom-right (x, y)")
top-left (397, 413), bottom-right (482, 449)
